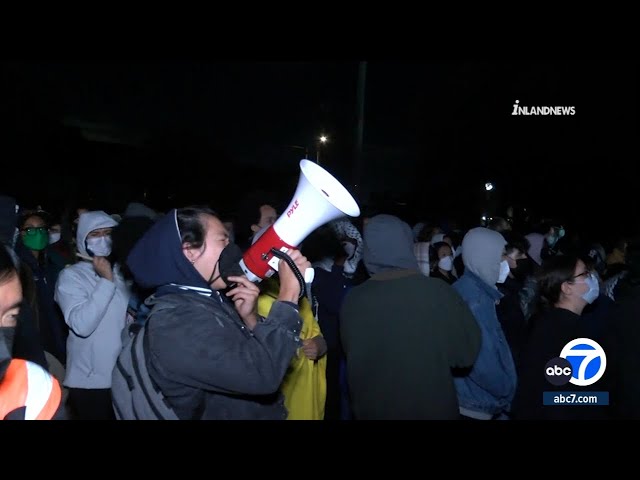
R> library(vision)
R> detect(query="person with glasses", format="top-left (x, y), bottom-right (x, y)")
top-left (16, 211), bottom-right (68, 366)
top-left (512, 255), bottom-right (612, 420)
top-left (0, 197), bottom-right (48, 371)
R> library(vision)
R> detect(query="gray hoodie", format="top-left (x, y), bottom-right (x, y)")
top-left (55, 211), bottom-right (130, 389)
top-left (363, 215), bottom-right (419, 276)
top-left (461, 227), bottom-right (507, 287)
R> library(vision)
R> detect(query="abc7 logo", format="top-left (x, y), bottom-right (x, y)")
top-left (545, 338), bottom-right (607, 387)
top-left (545, 358), bottom-right (573, 386)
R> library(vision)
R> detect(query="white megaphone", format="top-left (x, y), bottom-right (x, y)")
top-left (239, 159), bottom-right (360, 283)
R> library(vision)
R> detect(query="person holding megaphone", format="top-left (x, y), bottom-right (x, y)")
top-left (115, 160), bottom-right (359, 419)
top-left (120, 206), bottom-right (312, 420)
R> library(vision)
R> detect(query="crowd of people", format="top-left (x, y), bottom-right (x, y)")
top-left (1, 191), bottom-right (639, 420)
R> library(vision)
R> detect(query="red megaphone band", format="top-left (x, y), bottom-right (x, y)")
top-left (241, 225), bottom-right (296, 280)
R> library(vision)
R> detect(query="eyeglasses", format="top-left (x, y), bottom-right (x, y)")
top-left (21, 226), bottom-right (48, 236)
top-left (572, 271), bottom-right (592, 280)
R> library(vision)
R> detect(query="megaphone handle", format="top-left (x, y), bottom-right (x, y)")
top-left (269, 248), bottom-right (307, 301)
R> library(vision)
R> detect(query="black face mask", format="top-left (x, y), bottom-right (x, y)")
top-left (1, 326), bottom-right (15, 352)
top-left (512, 257), bottom-right (533, 282)
top-left (1, 326), bottom-right (16, 379)
top-left (208, 243), bottom-right (245, 287)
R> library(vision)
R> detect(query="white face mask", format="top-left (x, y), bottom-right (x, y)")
top-left (574, 273), bottom-right (600, 304)
top-left (497, 260), bottom-right (511, 284)
top-left (86, 235), bottom-right (112, 257)
top-left (49, 232), bottom-right (61, 245)
top-left (438, 256), bottom-right (454, 272)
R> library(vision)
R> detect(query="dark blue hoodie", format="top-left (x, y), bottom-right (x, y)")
top-left (127, 210), bottom-right (212, 296)
top-left (121, 210), bottom-right (305, 420)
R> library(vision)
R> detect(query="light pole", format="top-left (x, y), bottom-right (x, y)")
top-left (354, 61), bottom-right (367, 197)
top-left (288, 145), bottom-right (309, 159)
top-left (317, 135), bottom-right (328, 165)
top-left (484, 181), bottom-right (495, 224)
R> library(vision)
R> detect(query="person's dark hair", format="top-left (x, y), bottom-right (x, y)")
top-left (300, 225), bottom-right (343, 264)
top-left (448, 230), bottom-right (464, 249)
top-left (19, 211), bottom-right (50, 231)
top-left (47, 211), bottom-right (62, 226)
top-left (502, 232), bottom-right (531, 256)
top-left (74, 199), bottom-right (96, 215)
top-left (176, 206), bottom-right (219, 249)
top-left (531, 220), bottom-right (555, 236)
top-left (361, 204), bottom-right (381, 222)
top-left (605, 237), bottom-right (628, 255)
top-left (429, 241), bottom-right (452, 263)
top-left (488, 217), bottom-right (509, 233)
top-left (0, 245), bottom-right (18, 285)
top-left (18, 212), bottom-right (50, 267)
top-left (626, 239), bottom-right (640, 276)
top-left (417, 224), bottom-right (439, 243)
top-left (111, 217), bottom-right (156, 281)
top-left (235, 192), bottom-right (278, 250)
top-left (613, 238), bottom-right (640, 301)
top-left (537, 255), bottom-right (581, 308)
top-left (582, 243), bottom-right (606, 276)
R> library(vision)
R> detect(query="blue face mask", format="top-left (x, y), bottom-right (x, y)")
top-left (576, 273), bottom-right (600, 304)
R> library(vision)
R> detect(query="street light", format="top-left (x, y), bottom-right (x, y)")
top-left (484, 181), bottom-right (496, 220)
top-left (317, 135), bottom-right (328, 165)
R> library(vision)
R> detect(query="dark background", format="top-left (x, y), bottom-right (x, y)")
top-left (1, 62), bottom-right (636, 236)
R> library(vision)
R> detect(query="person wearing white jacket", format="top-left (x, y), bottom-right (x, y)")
top-left (54, 211), bottom-right (130, 420)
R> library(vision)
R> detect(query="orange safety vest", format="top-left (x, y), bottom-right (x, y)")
top-left (0, 359), bottom-right (62, 420)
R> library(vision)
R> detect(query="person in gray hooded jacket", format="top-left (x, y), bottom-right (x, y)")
top-left (55, 211), bottom-right (129, 420)
top-left (452, 227), bottom-right (517, 420)
top-left (340, 214), bottom-right (481, 420)
top-left (119, 206), bottom-right (311, 420)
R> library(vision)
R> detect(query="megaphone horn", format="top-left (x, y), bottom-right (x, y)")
top-left (239, 160), bottom-right (360, 283)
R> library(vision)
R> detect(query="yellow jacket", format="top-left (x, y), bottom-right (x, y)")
top-left (257, 279), bottom-right (327, 420)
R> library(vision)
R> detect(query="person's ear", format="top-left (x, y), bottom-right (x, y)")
top-left (560, 280), bottom-right (573, 297)
top-left (251, 224), bottom-right (260, 234)
top-left (183, 243), bottom-right (201, 264)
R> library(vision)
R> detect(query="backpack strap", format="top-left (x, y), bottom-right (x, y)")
top-left (115, 295), bottom-right (206, 420)
top-left (130, 326), bottom-right (178, 420)
top-left (112, 355), bottom-right (133, 420)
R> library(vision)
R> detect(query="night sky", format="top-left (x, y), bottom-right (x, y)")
top-left (1, 62), bottom-right (637, 236)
